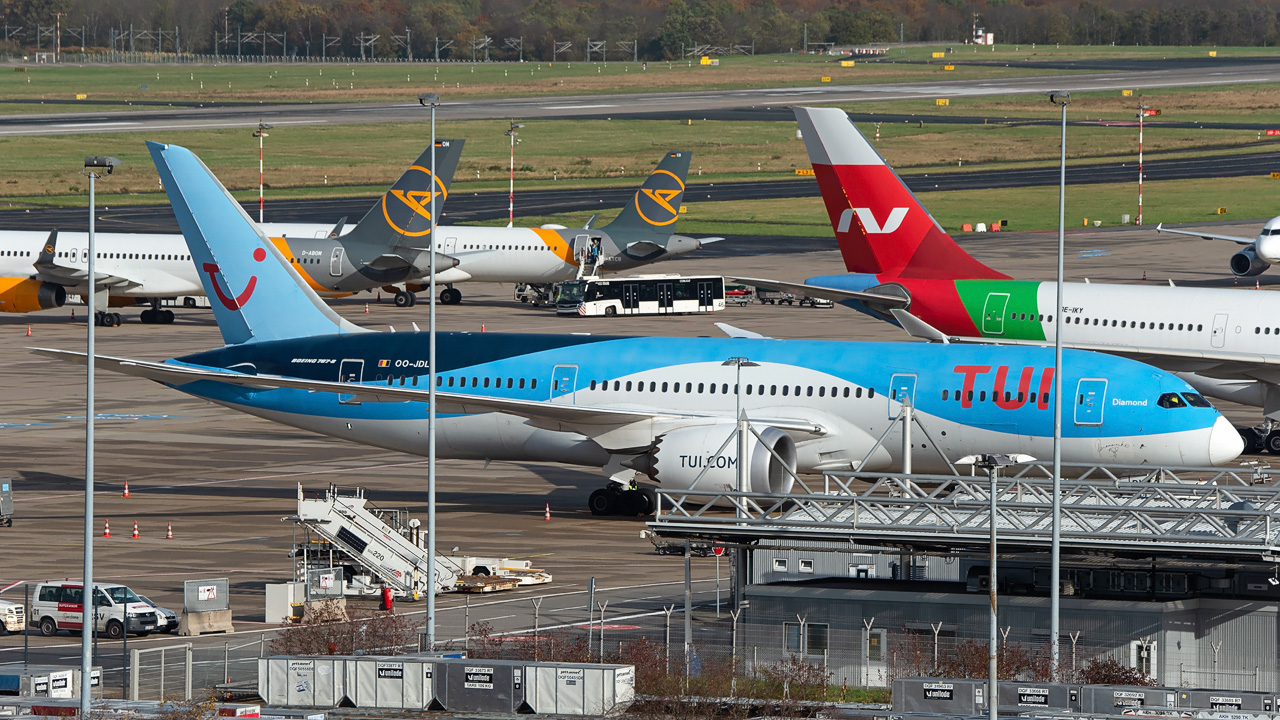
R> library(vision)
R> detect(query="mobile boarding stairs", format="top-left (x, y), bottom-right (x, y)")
top-left (288, 484), bottom-right (551, 598)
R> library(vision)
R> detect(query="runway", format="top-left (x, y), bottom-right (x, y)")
top-left (1, 60), bottom-right (1278, 136)
top-left (1, 148), bottom-right (1273, 234)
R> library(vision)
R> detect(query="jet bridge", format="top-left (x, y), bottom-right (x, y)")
top-left (646, 462), bottom-right (1280, 564)
top-left (289, 484), bottom-right (550, 598)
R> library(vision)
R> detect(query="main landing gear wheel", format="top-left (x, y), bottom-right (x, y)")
top-left (1267, 431), bottom-right (1280, 455)
top-left (140, 309), bottom-right (175, 324)
top-left (394, 291), bottom-right (417, 308)
top-left (588, 486), bottom-right (657, 516)
top-left (1240, 427), bottom-right (1266, 455)
top-left (94, 311), bottom-right (122, 327)
top-left (588, 488), bottom-right (617, 516)
top-left (440, 287), bottom-right (462, 305)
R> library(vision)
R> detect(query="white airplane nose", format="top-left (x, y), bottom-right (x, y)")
top-left (1208, 416), bottom-right (1245, 466)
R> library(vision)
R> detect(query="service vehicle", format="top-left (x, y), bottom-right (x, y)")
top-left (138, 594), bottom-right (179, 633)
top-left (755, 287), bottom-right (796, 305)
top-left (0, 599), bottom-right (24, 634)
top-left (30, 581), bottom-right (158, 638)
top-left (555, 274), bottom-right (725, 317)
top-left (799, 296), bottom-right (835, 308)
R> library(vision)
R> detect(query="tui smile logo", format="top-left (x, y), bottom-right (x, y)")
top-left (204, 247), bottom-right (265, 310)
top-left (382, 165), bottom-right (447, 238)
top-left (634, 169), bottom-right (685, 227)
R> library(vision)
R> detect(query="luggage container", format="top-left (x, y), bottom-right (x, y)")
top-left (258, 657), bottom-right (345, 708)
top-left (1177, 689), bottom-right (1280, 712)
top-left (343, 656), bottom-right (439, 710)
top-left (523, 662), bottom-right (634, 716)
top-left (996, 682), bottom-right (1078, 712)
top-left (1078, 684), bottom-right (1177, 713)
top-left (892, 678), bottom-right (988, 714)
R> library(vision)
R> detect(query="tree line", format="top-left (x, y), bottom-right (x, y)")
top-left (3, 0), bottom-right (1279, 61)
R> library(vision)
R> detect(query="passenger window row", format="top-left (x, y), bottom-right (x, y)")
top-left (586, 379), bottom-right (872, 399)
top-left (943, 389), bottom-right (1050, 404)
top-left (1064, 315), bottom-right (1204, 331)
top-left (381, 375), bottom-right (541, 390)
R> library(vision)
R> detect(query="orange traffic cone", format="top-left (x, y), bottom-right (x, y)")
top-left (122, 480), bottom-right (130, 498)
top-left (544, 503), bottom-right (551, 521)
top-left (131, 521), bottom-right (139, 539)
top-left (481, 324), bottom-right (486, 333)
top-left (26, 326), bottom-right (31, 337)
top-left (364, 303), bottom-right (370, 314)
top-left (166, 522), bottom-right (173, 540)
top-left (103, 519), bottom-right (111, 538)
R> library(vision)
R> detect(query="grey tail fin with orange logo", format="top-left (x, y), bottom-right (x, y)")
top-left (346, 139), bottom-right (465, 248)
top-left (603, 151), bottom-right (691, 237)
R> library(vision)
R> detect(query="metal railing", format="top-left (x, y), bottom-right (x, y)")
top-left (650, 463), bottom-right (1280, 561)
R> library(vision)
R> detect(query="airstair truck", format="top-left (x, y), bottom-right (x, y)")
top-left (291, 485), bottom-right (550, 599)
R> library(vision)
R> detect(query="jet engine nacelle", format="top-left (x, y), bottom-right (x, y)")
top-left (645, 422), bottom-right (797, 495)
top-left (1231, 247), bottom-right (1269, 277)
top-left (661, 234), bottom-right (703, 256)
top-left (0, 278), bottom-right (66, 313)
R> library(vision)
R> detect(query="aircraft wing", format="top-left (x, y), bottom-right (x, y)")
top-left (32, 348), bottom-right (827, 442)
top-left (29, 229), bottom-right (142, 290)
top-left (1155, 223), bottom-right (1255, 246)
top-left (730, 276), bottom-right (910, 307)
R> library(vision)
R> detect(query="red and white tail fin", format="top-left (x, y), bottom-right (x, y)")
top-left (795, 106), bottom-right (1008, 280)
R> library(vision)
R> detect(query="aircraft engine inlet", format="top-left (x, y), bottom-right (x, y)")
top-left (1231, 247), bottom-right (1269, 277)
top-left (642, 421), bottom-right (797, 495)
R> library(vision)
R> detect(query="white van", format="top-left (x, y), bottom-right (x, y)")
top-left (30, 581), bottom-right (158, 638)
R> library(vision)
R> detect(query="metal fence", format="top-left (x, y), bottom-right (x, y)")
top-left (129, 635), bottom-right (270, 701)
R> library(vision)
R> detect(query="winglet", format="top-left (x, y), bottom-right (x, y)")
top-left (890, 308), bottom-right (950, 343)
top-left (714, 322), bottom-right (769, 339)
top-left (146, 141), bottom-right (367, 345)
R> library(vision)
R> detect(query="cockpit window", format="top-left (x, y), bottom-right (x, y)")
top-left (1157, 393), bottom-right (1186, 409)
top-left (1181, 392), bottom-right (1213, 408)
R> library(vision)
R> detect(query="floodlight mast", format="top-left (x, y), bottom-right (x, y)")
top-left (417, 92), bottom-right (440, 648)
top-left (80, 154), bottom-right (121, 714)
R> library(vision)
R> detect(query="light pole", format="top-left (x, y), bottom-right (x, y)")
top-left (958, 453), bottom-right (1034, 720)
top-left (721, 356), bottom-right (758, 610)
top-left (417, 92), bottom-right (440, 648)
top-left (506, 120), bottom-right (524, 227)
top-left (1047, 90), bottom-right (1069, 682)
top-left (80, 155), bottom-right (120, 715)
top-left (253, 120), bottom-right (272, 222)
top-left (1136, 104), bottom-right (1156, 226)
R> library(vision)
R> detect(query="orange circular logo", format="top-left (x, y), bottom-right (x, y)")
top-left (381, 166), bottom-right (448, 237)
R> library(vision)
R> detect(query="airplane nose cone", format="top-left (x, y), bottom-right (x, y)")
top-left (1208, 416), bottom-right (1245, 466)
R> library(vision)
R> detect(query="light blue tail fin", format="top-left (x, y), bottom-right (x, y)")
top-left (147, 141), bottom-right (367, 346)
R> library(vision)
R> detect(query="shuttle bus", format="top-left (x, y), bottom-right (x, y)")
top-left (555, 274), bottom-right (726, 317)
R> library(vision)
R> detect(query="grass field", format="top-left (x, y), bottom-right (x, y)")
top-left (491, 175), bottom-right (1280, 237)
top-left (0, 53), bottom-right (1054, 111)
top-left (4, 44), bottom-right (1278, 110)
top-left (1, 112), bottom-right (1276, 206)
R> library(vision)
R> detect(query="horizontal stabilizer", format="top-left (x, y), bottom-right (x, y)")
top-left (729, 275), bottom-right (909, 307)
top-left (1155, 223), bottom-right (1254, 245)
top-left (890, 309), bottom-right (950, 344)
